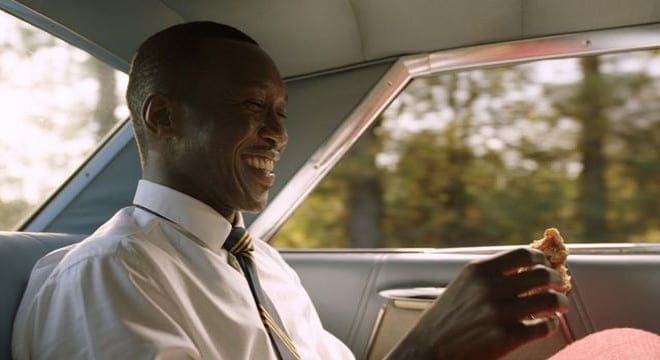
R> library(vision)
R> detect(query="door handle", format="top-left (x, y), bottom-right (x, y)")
top-left (378, 287), bottom-right (446, 310)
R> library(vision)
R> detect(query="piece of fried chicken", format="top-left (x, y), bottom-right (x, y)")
top-left (531, 228), bottom-right (572, 293)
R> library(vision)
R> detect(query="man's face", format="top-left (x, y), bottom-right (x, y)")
top-left (174, 39), bottom-right (288, 215)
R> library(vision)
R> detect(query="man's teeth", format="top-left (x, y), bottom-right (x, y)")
top-left (245, 157), bottom-right (274, 171)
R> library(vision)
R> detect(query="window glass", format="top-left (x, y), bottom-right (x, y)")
top-left (0, 11), bottom-right (129, 229)
top-left (273, 50), bottom-right (660, 248)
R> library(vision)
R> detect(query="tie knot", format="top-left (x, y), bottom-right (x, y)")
top-left (223, 227), bottom-right (254, 256)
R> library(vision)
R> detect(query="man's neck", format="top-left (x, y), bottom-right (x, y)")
top-left (141, 172), bottom-right (238, 225)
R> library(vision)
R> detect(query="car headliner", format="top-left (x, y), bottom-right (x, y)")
top-left (4, 0), bottom-right (660, 78)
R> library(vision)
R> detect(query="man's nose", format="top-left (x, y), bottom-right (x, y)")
top-left (259, 115), bottom-right (288, 149)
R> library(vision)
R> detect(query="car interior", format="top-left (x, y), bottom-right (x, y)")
top-left (1, 1), bottom-right (659, 359)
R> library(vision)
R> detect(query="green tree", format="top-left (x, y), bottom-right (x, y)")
top-left (574, 57), bottom-right (610, 241)
top-left (343, 125), bottom-right (385, 247)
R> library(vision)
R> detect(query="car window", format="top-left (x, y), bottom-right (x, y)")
top-left (0, 11), bottom-right (128, 230)
top-left (272, 50), bottom-right (660, 248)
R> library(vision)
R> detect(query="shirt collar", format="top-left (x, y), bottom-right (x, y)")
top-left (133, 180), bottom-right (244, 252)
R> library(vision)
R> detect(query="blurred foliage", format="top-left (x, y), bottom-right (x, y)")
top-left (0, 12), bottom-right (123, 229)
top-left (275, 50), bottom-right (660, 248)
top-left (0, 199), bottom-right (30, 229)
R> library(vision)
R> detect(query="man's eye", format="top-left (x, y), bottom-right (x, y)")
top-left (245, 100), bottom-right (265, 111)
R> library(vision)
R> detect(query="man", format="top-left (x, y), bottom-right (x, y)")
top-left (13, 22), bottom-right (568, 359)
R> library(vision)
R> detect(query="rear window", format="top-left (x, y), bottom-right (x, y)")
top-left (0, 11), bottom-right (128, 229)
top-left (273, 49), bottom-right (660, 248)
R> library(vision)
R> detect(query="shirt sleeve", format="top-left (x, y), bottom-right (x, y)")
top-left (15, 247), bottom-right (201, 360)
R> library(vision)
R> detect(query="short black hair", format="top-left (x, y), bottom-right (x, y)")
top-left (126, 21), bottom-right (258, 163)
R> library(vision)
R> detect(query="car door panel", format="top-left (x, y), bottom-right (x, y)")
top-left (566, 255), bottom-right (660, 338)
top-left (282, 250), bottom-right (660, 359)
top-left (282, 252), bottom-right (477, 358)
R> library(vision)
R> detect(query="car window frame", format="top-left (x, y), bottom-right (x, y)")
top-left (0, 6), bottom-right (132, 231)
top-left (251, 23), bottom-right (660, 244)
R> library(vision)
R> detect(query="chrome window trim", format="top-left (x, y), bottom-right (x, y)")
top-left (277, 243), bottom-right (660, 255)
top-left (251, 22), bottom-right (660, 242)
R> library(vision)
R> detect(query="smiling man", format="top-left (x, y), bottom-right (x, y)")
top-left (130, 24), bottom-right (288, 223)
top-left (13, 22), bottom-right (568, 359)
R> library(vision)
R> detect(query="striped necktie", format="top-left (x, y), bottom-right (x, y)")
top-left (224, 227), bottom-right (301, 360)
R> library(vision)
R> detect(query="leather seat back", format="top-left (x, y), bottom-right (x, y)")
top-left (0, 232), bottom-right (84, 359)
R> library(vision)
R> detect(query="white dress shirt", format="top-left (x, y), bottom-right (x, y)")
top-left (13, 180), bottom-right (354, 360)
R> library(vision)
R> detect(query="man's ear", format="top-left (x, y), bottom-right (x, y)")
top-left (141, 93), bottom-right (179, 138)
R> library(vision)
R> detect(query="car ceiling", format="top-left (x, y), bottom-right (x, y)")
top-left (7, 0), bottom-right (660, 77)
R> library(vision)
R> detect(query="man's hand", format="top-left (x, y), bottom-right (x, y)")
top-left (387, 248), bottom-right (569, 360)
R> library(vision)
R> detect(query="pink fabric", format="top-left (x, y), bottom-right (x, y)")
top-left (549, 328), bottom-right (660, 360)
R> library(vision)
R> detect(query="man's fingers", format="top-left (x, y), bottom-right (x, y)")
top-left (505, 266), bottom-right (564, 296)
top-left (511, 315), bottom-right (561, 346)
top-left (477, 247), bottom-right (550, 274)
top-left (509, 290), bottom-right (569, 320)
